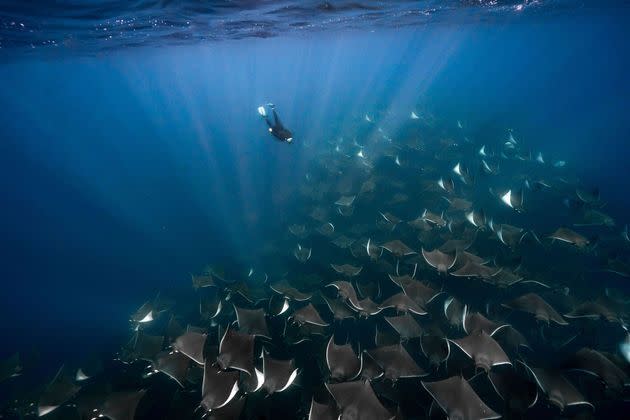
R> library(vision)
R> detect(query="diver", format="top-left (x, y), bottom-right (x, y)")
top-left (258, 103), bottom-right (293, 143)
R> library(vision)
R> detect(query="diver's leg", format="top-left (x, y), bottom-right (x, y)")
top-left (272, 109), bottom-right (280, 127)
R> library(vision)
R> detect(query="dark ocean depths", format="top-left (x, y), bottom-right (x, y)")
top-left (0, 0), bottom-right (629, 411)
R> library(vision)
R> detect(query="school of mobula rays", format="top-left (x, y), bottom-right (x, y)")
top-left (2, 109), bottom-right (630, 419)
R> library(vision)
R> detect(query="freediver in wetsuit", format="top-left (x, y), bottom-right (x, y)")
top-left (258, 104), bottom-right (293, 143)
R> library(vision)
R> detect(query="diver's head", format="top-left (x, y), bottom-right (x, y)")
top-left (283, 129), bottom-right (293, 143)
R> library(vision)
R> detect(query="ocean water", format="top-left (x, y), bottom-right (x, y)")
top-left (1, 1), bottom-right (629, 419)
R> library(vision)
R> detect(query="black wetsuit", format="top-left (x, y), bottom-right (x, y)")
top-left (265, 108), bottom-right (293, 143)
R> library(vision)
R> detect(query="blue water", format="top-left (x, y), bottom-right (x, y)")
top-left (0, 0), bottom-right (629, 375)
